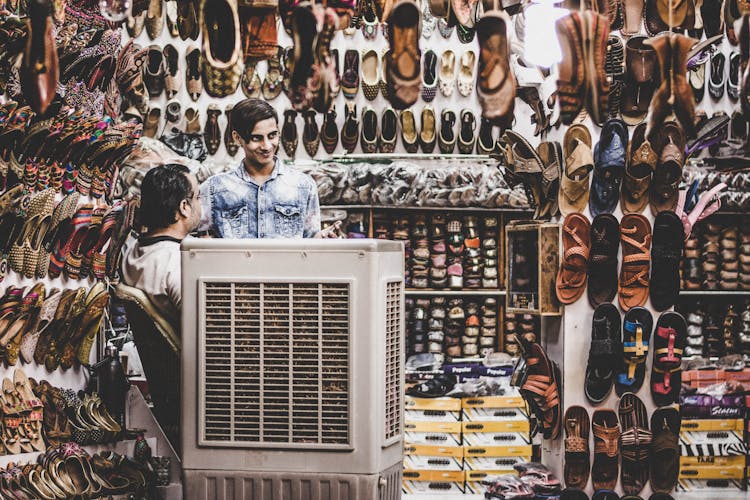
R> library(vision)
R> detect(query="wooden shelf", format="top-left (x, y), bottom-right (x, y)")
top-left (679, 290), bottom-right (750, 296)
top-left (321, 205), bottom-right (532, 212)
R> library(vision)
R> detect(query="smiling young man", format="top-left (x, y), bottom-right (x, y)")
top-left (199, 99), bottom-right (337, 238)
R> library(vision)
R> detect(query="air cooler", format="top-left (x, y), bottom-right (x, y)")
top-left (181, 239), bottom-right (405, 500)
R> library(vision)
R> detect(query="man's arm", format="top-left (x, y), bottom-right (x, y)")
top-left (303, 179), bottom-right (321, 238)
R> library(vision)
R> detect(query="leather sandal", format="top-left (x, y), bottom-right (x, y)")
top-left (649, 407), bottom-right (680, 494)
top-left (476, 7), bottom-right (515, 125)
top-left (649, 211), bottom-right (684, 311)
top-left (619, 392), bottom-right (652, 496)
top-left (556, 12), bottom-right (586, 125)
top-left (556, 213), bottom-right (590, 304)
top-left (650, 121), bottom-right (685, 215)
top-left (615, 306), bottom-right (652, 396)
top-left (591, 409), bottom-right (620, 490)
top-left (622, 122), bottom-right (656, 214)
top-left (385, 0), bottom-right (421, 109)
top-left (590, 118), bottom-right (628, 217)
top-left (560, 124), bottom-right (594, 216)
top-left (563, 405), bottom-right (590, 489)
top-left (650, 311), bottom-right (686, 406)
top-left (588, 214), bottom-right (619, 307)
top-left (536, 141), bottom-right (562, 218)
top-left (520, 342), bottom-right (561, 439)
top-left (618, 213), bottom-right (651, 311)
top-left (585, 303), bottom-right (621, 404)
top-left (622, 0), bottom-right (644, 36)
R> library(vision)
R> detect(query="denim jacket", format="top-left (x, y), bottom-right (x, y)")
top-left (198, 159), bottom-right (321, 238)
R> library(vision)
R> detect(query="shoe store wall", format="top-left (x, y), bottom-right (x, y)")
top-left (128, 2), bottom-right (549, 165)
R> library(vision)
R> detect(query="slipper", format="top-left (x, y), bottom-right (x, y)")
top-left (563, 406), bottom-right (590, 489)
top-left (615, 307), bottom-right (652, 396)
top-left (585, 303), bottom-right (621, 404)
top-left (588, 214), bottom-right (619, 307)
top-left (560, 124), bottom-right (594, 216)
top-left (650, 312), bottom-right (686, 406)
top-left (649, 407), bottom-right (680, 493)
top-left (618, 214), bottom-right (651, 311)
top-left (619, 392), bottom-right (652, 496)
top-left (556, 213), bottom-right (590, 304)
top-left (592, 410), bottom-right (620, 490)
top-left (649, 211), bottom-right (685, 311)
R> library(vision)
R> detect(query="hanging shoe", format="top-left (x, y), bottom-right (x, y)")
top-left (262, 46), bottom-right (284, 100)
top-left (385, 0), bottom-right (421, 109)
top-left (224, 104), bottom-right (240, 157)
top-left (380, 107), bottom-right (398, 153)
top-left (302, 110), bottom-right (320, 157)
top-left (321, 107), bottom-right (339, 154)
top-left (419, 106), bottom-right (437, 153)
top-left (438, 109), bottom-right (456, 154)
top-left (163, 44), bottom-right (180, 99)
top-left (476, 8), bottom-right (515, 126)
top-left (185, 45), bottom-right (202, 101)
top-left (400, 108), bottom-right (419, 153)
top-left (200, 0), bottom-right (243, 98)
top-left (360, 106), bottom-right (378, 154)
top-left (341, 102), bottom-right (359, 153)
top-left (21, 0), bottom-right (59, 115)
top-left (281, 109), bottom-right (299, 158)
top-left (145, 0), bottom-right (164, 39)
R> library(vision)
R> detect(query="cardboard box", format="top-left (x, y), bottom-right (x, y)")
top-left (680, 419), bottom-right (747, 456)
top-left (462, 420), bottom-right (530, 434)
top-left (404, 455), bottom-right (463, 471)
top-left (404, 443), bottom-right (463, 457)
top-left (405, 420), bottom-right (462, 434)
top-left (461, 395), bottom-right (526, 409)
top-left (677, 478), bottom-right (744, 492)
top-left (679, 465), bottom-right (745, 480)
top-left (405, 431), bottom-right (461, 447)
top-left (464, 471), bottom-right (519, 494)
top-left (405, 408), bottom-right (461, 423)
top-left (402, 470), bottom-right (465, 495)
top-left (464, 456), bottom-right (531, 471)
top-left (405, 396), bottom-right (462, 412)
top-left (680, 456), bottom-right (746, 468)
top-left (463, 444), bottom-right (533, 457)
top-left (463, 432), bottom-right (530, 447)
top-left (462, 407), bottom-right (529, 422)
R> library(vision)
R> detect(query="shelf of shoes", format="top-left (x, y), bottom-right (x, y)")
top-left (681, 217), bottom-right (750, 292)
top-left (675, 297), bottom-right (750, 358)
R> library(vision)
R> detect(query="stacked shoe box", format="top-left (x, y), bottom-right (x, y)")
top-left (682, 219), bottom-right (750, 291)
top-left (679, 371), bottom-right (748, 493)
top-left (461, 391), bottom-right (533, 495)
top-left (503, 313), bottom-right (540, 357)
top-left (678, 298), bottom-right (750, 358)
top-left (391, 215), bottom-right (411, 287)
top-left (403, 395), bottom-right (465, 494)
top-left (411, 215), bottom-right (430, 289)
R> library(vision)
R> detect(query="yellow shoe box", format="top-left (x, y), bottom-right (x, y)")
top-left (680, 456), bottom-right (746, 468)
top-left (405, 431), bottom-right (461, 446)
top-left (679, 465), bottom-right (745, 480)
top-left (405, 420), bottom-right (462, 434)
top-left (679, 418), bottom-right (746, 456)
top-left (463, 406), bottom-right (529, 422)
top-left (462, 395), bottom-right (527, 409)
top-left (404, 455), bottom-right (463, 471)
top-left (464, 456), bottom-right (531, 471)
top-left (462, 420), bottom-right (531, 434)
top-left (402, 470), bottom-right (465, 495)
top-left (404, 443), bottom-right (464, 458)
top-left (405, 396), bottom-right (462, 411)
top-left (406, 408), bottom-right (461, 423)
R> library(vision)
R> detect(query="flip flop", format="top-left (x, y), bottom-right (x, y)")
top-left (650, 312), bottom-right (686, 406)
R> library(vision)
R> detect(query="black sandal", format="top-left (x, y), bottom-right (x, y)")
top-left (585, 303), bottom-right (621, 404)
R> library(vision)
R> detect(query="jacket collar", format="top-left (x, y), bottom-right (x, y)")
top-left (235, 156), bottom-right (284, 185)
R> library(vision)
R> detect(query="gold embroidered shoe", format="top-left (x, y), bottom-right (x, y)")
top-left (201, 0), bottom-right (244, 98)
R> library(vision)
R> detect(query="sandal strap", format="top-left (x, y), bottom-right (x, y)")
top-left (593, 424), bottom-right (620, 457)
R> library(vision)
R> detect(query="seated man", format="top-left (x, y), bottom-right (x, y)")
top-left (199, 98), bottom-right (339, 238)
top-left (121, 163), bottom-right (201, 326)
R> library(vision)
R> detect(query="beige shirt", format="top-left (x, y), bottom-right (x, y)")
top-left (120, 234), bottom-right (182, 325)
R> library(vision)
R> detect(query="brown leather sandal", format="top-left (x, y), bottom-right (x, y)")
top-left (556, 12), bottom-right (586, 125)
top-left (560, 124), bottom-right (594, 216)
top-left (649, 407), bottom-right (680, 493)
top-left (564, 405), bottom-right (590, 489)
top-left (592, 409), bottom-right (620, 490)
top-left (622, 122), bottom-right (656, 214)
top-left (619, 392), bottom-right (652, 496)
top-left (521, 342), bottom-right (561, 440)
top-left (556, 213), bottom-right (591, 304)
top-left (618, 214), bottom-right (651, 311)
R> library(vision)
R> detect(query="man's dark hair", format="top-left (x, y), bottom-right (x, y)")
top-left (230, 98), bottom-right (278, 141)
top-left (139, 163), bottom-right (193, 231)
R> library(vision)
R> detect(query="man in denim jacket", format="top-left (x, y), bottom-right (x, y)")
top-left (198, 99), bottom-right (338, 238)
